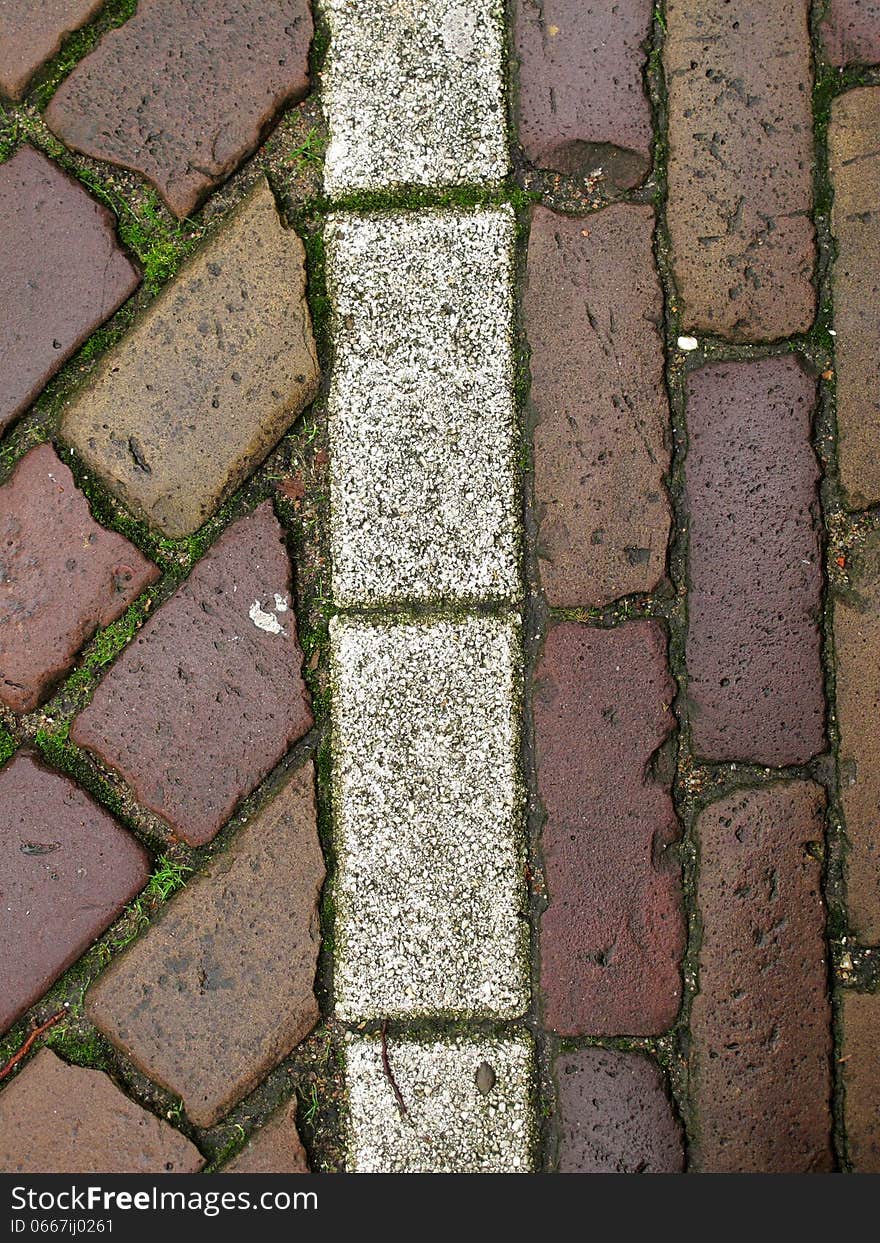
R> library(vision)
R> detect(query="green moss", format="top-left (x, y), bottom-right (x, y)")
top-left (0, 728), bottom-right (15, 767)
top-left (26, 0), bottom-right (138, 110)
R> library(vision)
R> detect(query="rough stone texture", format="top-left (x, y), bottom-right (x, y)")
top-left (328, 209), bottom-right (519, 606)
top-left (514, 0), bottom-right (653, 188)
top-left (345, 1034), bottom-right (534, 1173)
top-left (526, 204), bottom-right (670, 607)
top-left (0, 445), bottom-right (158, 714)
top-left (665, 0), bottom-right (815, 340)
top-left (690, 782), bottom-right (833, 1173)
top-left (0, 752), bottom-right (149, 1036)
top-left (332, 615), bottom-right (528, 1021)
top-left (834, 529), bottom-right (880, 942)
top-left (841, 991), bottom-right (880, 1172)
top-left (829, 88), bottom-right (880, 508)
top-left (44, 0), bottom-right (312, 218)
top-left (61, 179), bottom-right (318, 539)
top-left (0, 1049), bottom-right (203, 1173)
top-left (71, 504), bottom-right (313, 847)
top-left (323, 0), bottom-right (508, 194)
top-left (224, 1098), bottom-right (309, 1173)
top-left (535, 621), bottom-right (684, 1036)
top-left (685, 358), bottom-right (824, 765)
top-left (88, 764), bottom-right (322, 1128)
top-left (0, 0), bottom-right (103, 99)
top-left (0, 145), bottom-right (139, 436)
top-left (822, 1), bottom-right (880, 65)
top-left (555, 1048), bottom-right (684, 1173)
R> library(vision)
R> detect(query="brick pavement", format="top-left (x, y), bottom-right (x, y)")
top-left (0, 0), bottom-right (879, 1177)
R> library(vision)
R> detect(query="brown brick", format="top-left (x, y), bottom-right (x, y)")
top-left (45, 0), bottom-right (312, 218)
top-left (0, 1), bottom-right (103, 99)
top-left (685, 358), bottom-right (824, 766)
top-left (527, 204), bottom-right (670, 608)
top-left (224, 1097), bottom-right (309, 1173)
top-left (61, 178), bottom-right (319, 539)
top-left (0, 445), bottom-right (158, 714)
top-left (0, 1049), bottom-right (203, 1173)
top-left (841, 991), bottom-right (880, 1172)
top-left (834, 529), bottom-right (880, 941)
top-left (829, 88), bottom-right (880, 508)
top-left (822, 1), bottom-right (880, 66)
top-left (514, 0), bottom-right (653, 188)
top-left (0, 753), bottom-right (149, 1036)
top-left (536, 621), bottom-right (684, 1036)
top-left (71, 503), bottom-right (313, 847)
top-left (690, 782), bottom-right (832, 1173)
top-left (555, 1048), bottom-right (684, 1173)
top-left (665, 0), bottom-right (815, 340)
top-left (87, 763), bottom-right (323, 1128)
top-left (0, 145), bottom-right (139, 435)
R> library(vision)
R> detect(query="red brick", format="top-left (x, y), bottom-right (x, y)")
top-left (45, 0), bottom-right (313, 218)
top-left (71, 504), bottom-right (313, 847)
top-left (0, 145), bottom-right (139, 435)
top-left (841, 991), bottom-right (880, 1172)
top-left (834, 529), bottom-right (880, 942)
top-left (526, 204), bottom-right (670, 608)
top-left (0, 1049), bottom-right (202, 1173)
top-left (685, 358), bottom-right (824, 765)
top-left (822, 1), bottom-right (880, 66)
top-left (665, 0), bottom-right (815, 340)
top-left (224, 1097), bottom-right (309, 1173)
top-left (0, 1), bottom-right (103, 99)
top-left (514, 0), bottom-right (653, 188)
top-left (0, 753), bottom-right (149, 1036)
top-left (555, 1048), bottom-right (683, 1173)
top-left (535, 621), bottom-right (684, 1036)
top-left (0, 444), bottom-right (158, 714)
top-left (690, 782), bottom-right (832, 1173)
top-left (828, 87), bottom-right (880, 508)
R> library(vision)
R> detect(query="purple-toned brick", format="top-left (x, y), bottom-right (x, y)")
top-left (555, 1048), bottom-right (684, 1173)
top-left (685, 357), bottom-right (824, 766)
top-left (514, 0), bottom-right (653, 188)
top-left (822, 1), bottom-right (880, 66)
top-left (0, 1), bottom-right (103, 99)
top-left (690, 782), bottom-right (833, 1173)
top-left (665, 0), bottom-right (815, 340)
top-left (535, 620), bottom-right (684, 1036)
top-left (840, 991), bottom-right (880, 1172)
top-left (526, 204), bottom-right (671, 608)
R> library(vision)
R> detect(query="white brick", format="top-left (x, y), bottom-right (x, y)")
top-left (331, 614), bottom-right (529, 1020)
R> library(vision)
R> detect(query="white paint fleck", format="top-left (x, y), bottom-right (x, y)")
top-left (677, 335), bottom-right (699, 351)
top-left (273, 593), bottom-right (289, 613)
top-left (248, 599), bottom-right (287, 636)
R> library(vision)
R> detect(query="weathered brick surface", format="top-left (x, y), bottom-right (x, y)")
top-left (514, 0), bottom-right (653, 188)
top-left (555, 1048), bottom-right (683, 1173)
top-left (62, 179), bottom-right (318, 539)
top-left (834, 529), bottom-right (880, 942)
top-left (45, 0), bottom-right (312, 218)
top-left (690, 782), bottom-right (832, 1173)
top-left (841, 991), bottom-right (880, 1172)
top-left (0, 145), bottom-right (139, 435)
top-left (88, 763), bottom-right (322, 1127)
top-left (0, 753), bottom-right (149, 1036)
top-left (829, 88), bottom-right (880, 508)
top-left (822, 1), bottom-right (880, 65)
top-left (0, 445), bottom-right (158, 714)
top-left (665, 0), bottom-right (815, 340)
top-left (71, 504), bottom-right (313, 847)
top-left (527, 204), bottom-right (670, 608)
top-left (535, 621), bottom-right (684, 1036)
top-left (0, 1049), bottom-right (203, 1173)
top-left (224, 1098), bottom-right (309, 1173)
top-left (685, 358), bottom-right (824, 765)
top-left (0, 0), bottom-right (103, 99)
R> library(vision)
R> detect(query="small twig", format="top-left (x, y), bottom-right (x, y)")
top-left (380, 1021), bottom-right (408, 1117)
top-left (0, 1010), bottom-right (66, 1082)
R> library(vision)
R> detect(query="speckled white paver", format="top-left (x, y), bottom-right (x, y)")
top-left (322, 0), bottom-right (509, 194)
top-left (327, 207), bottom-right (520, 607)
top-left (331, 614), bottom-right (528, 1020)
top-left (345, 1033), bottom-right (535, 1172)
